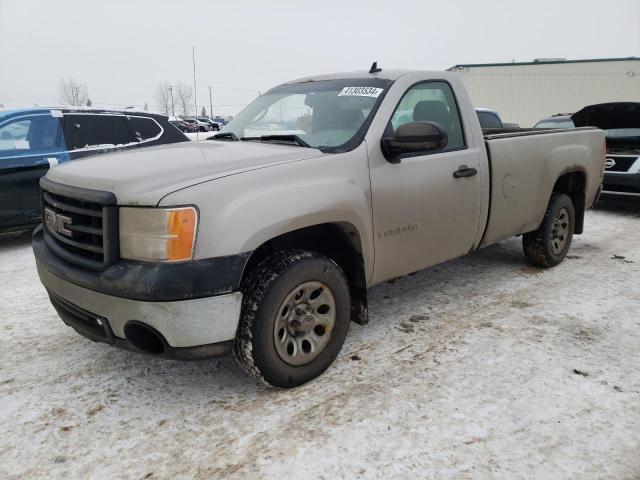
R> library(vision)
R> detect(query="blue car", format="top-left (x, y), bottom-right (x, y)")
top-left (0, 107), bottom-right (188, 231)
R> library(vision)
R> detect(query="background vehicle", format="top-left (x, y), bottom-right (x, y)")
top-left (33, 68), bottom-right (605, 388)
top-left (183, 118), bottom-right (212, 132)
top-left (534, 114), bottom-right (575, 129)
top-left (197, 117), bottom-right (222, 131)
top-left (572, 102), bottom-right (640, 196)
top-left (475, 108), bottom-right (520, 130)
top-left (170, 119), bottom-right (198, 133)
top-left (0, 108), bottom-right (188, 231)
top-left (476, 108), bottom-right (505, 129)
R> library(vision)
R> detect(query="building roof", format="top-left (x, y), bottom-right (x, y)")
top-left (448, 57), bottom-right (640, 70)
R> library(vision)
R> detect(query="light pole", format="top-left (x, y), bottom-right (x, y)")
top-left (209, 85), bottom-right (213, 119)
top-left (168, 86), bottom-right (175, 117)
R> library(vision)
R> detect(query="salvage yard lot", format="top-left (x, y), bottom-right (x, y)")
top-left (1, 198), bottom-right (639, 479)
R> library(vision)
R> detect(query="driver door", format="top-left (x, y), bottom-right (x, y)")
top-left (368, 81), bottom-right (483, 283)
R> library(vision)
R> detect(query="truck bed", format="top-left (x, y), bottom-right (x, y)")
top-left (479, 127), bottom-right (604, 248)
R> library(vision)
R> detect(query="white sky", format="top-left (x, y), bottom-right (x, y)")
top-left (1, 0), bottom-right (639, 116)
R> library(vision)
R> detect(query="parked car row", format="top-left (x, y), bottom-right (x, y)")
top-left (169, 117), bottom-right (222, 133)
top-left (170, 119), bottom-right (198, 133)
top-left (0, 108), bottom-right (189, 231)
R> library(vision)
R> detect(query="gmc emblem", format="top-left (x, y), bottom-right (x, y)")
top-left (44, 208), bottom-right (73, 236)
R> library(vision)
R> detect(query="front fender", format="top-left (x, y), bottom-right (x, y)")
top-left (159, 145), bottom-right (375, 281)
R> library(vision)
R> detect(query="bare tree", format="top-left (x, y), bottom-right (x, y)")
top-left (58, 78), bottom-right (89, 106)
top-left (153, 83), bottom-right (172, 116)
top-left (175, 81), bottom-right (194, 118)
top-left (201, 106), bottom-right (207, 117)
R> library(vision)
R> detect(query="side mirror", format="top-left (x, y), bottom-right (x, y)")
top-left (381, 121), bottom-right (448, 163)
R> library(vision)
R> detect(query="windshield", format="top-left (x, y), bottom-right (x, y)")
top-left (218, 78), bottom-right (392, 151)
top-left (535, 118), bottom-right (575, 129)
top-left (605, 128), bottom-right (640, 138)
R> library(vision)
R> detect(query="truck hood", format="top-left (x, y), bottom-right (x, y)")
top-left (45, 140), bottom-right (326, 205)
top-left (571, 102), bottom-right (640, 130)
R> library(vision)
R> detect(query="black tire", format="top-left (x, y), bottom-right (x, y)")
top-left (234, 250), bottom-right (351, 388)
top-left (523, 193), bottom-right (575, 268)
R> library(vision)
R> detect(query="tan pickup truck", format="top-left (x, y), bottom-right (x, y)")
top-left (33, 67), bottom-right (605, 387)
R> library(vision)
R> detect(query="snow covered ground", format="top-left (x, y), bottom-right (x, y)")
top-left (184, 131), bottom-right (217, 142)
top-left (1, 197), bottom-right (639, 479)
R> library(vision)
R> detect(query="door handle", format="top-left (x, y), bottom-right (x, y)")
top-left (453, 165), bottom-right (478, 178)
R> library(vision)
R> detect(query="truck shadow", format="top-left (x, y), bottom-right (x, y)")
top-left (594, 195), bottom-right (640, 217)
top-left (0, 229), bottom-right (33, 251)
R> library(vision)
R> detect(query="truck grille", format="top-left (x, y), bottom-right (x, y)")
top-left (40, 178), bottom-right (118, 270)
top-left (605, 156), bottom-right (638, 173)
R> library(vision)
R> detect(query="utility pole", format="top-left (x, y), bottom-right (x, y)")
top-left (193, 46), bottom-right (198, 139)
top-left (209, 85), bottom-right (213, 119)
top-left (168, 85), bottom-right (175, 117)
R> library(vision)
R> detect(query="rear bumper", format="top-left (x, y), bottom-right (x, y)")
top-left (603, 172), bottom-right (640, 195)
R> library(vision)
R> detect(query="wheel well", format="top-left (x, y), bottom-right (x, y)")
top-left (241, 223), bottom-right (369, 325)
top-left (553, 171), bottom-right (586, 234)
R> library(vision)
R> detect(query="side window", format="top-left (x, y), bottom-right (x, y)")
top-left (114, 116), bottom-right (137, 145)
top-left (0, 115), bottom-right (64, 155)
top-left (126, 116), bottom-right (162, 141)
top-left (64, 114), bottom-right (116, 150)
top-left (389, 81), bottom-right (465, 150)
top-left (0, 119), bottom-right (32, 154)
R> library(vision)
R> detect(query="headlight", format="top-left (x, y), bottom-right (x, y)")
top-left (119, 207), bottom-right (198, 262)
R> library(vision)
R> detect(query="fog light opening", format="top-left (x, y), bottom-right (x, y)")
top-left (124, 323), bottom-right (165, 355)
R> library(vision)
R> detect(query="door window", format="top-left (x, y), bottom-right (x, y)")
top-left (64, 114), bottom-right (117, 150)
top-left (389, 81), bottom-right (465, 150)
top-left (0, 115), bottom-right (64, 156)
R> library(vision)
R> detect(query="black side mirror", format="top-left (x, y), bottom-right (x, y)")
top-left (381, 121), bottom-right (448, 163)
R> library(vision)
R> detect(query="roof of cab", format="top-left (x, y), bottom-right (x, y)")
top-left (283, 69), bottom-right (413, 84)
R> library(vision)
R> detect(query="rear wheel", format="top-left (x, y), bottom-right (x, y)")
top-left (523, 193), bottom-right (575, 267)
top-left (234, 250), bottom-right (351, 388)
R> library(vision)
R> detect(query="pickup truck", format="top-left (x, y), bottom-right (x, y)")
top-left (33, 67), bottom-right (605, 388)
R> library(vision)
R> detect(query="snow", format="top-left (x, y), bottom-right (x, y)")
top-left (185, 132), bottom-right (217, 142)
top-left (1, 197), bottom-right (639, 479)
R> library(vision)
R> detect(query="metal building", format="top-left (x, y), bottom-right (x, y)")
top-left (448, 57), bottom-right (640, 127)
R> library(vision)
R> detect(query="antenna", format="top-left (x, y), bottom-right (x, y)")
top-left (369, 61), bottom-right (382, 74)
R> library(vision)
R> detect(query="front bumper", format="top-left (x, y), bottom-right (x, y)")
top-left (603, 172), bottom-right (640, 195)
top-left (33, 226), bottom-right (244, 359)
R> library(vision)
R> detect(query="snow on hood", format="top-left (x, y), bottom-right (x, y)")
top-left (45, 140), bottom-right (325, 205)
top-left (571, 102), bottom-right (640, 130)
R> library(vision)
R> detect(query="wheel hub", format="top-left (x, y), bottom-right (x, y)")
top-left (273, 281), bottom-right (336, 366)
top-left (550, 207), bottom-right (570, 255)
top-left (288, 305), bottom-right (316, 335)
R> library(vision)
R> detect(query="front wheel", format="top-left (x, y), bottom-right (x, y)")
top-left (234, 251), bottom-right (351, 388)
top-left (523, 193), bottom-right (575, 267)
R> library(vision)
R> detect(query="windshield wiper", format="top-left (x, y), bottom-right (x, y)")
top-left (210, 132), bottom-right (239, 141)
top-left (241, 134), bottom-right (312, 148)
